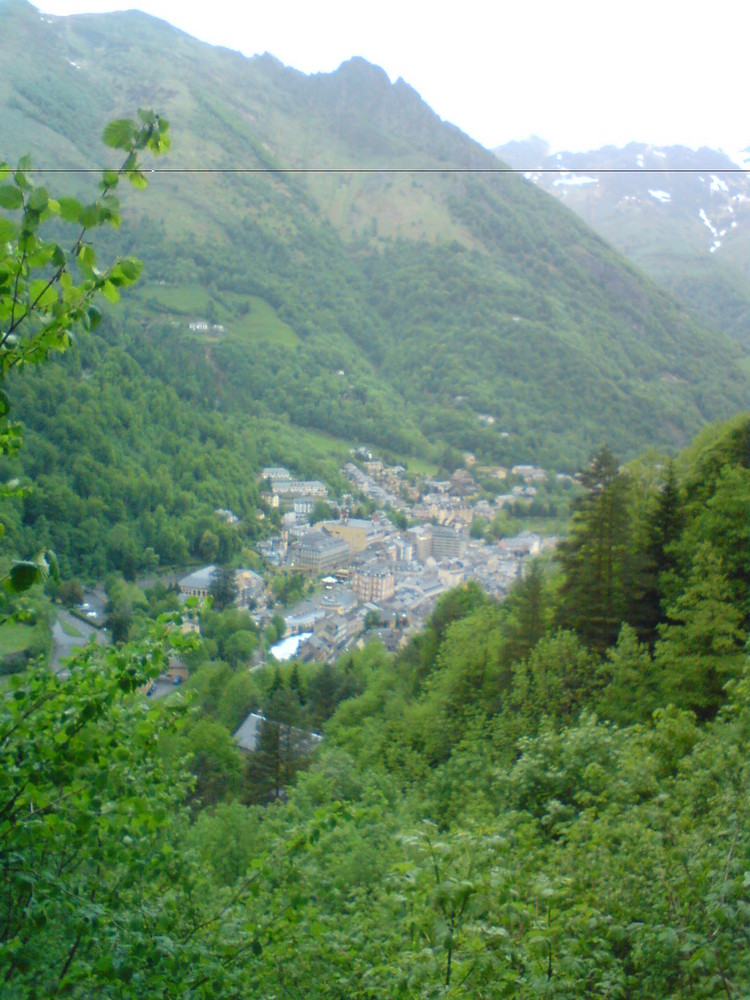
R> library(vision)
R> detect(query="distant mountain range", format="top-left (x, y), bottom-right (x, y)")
top-left (1, 0), bottom-right (748, 479)
top-left (494, 138), bottom-right (750, 344)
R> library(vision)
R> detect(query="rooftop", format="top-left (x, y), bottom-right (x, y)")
top-left (179, 565), bottom-right (216, 590)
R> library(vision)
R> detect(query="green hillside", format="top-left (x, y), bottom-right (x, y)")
top-left (495, 138), bottom-right (750, 344)
top-left (1, 0), bottom-right (749, 575)
top-left (3, 408), bottom-right (749, 996)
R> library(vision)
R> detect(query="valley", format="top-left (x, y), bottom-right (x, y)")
top-left (1, 2), bottom-right (749, 996)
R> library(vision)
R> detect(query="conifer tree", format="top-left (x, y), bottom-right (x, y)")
top-left (655, 542), bottom-right (746, 719)
top-left (557, 446), bottom-right (632, 653)
top-left (209, 564), bottom-right (238, 611)
top-left (628, 459), bottom-right (684, 645)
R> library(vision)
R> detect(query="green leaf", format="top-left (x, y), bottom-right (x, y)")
top-left (0, 217), bottom-right (17, 242)
top-left (29, 279), bottom-right (57, 309)
top-left (0, 185), bottom-right (23, 209)
top-left (101, 280), bottom-right (120, 303)
top-left (154, 130), bottom-right (171, 154)
top-left (119, 256), bottom-right (142, 281)
top-left (78, 244), bottom-right (96, 270)
top-left (109, 257), bottom-right (142, 286)
top-left (127, 170), bottom-right (148, 191)
top-left (28, 187), bottom-right (49, 212)
top-left (97, 193), bottom-right (121, 227)
top-left (79, 204), bottom-right (101, 228)
top-left (58, 198), bottom-right (83, 225)
top-left (102, 118), bottom-right (137, 150)
top-left (7, 560), bottom-right (43, 593)
top-left (13, 160), bottom-right (32, 190)
top-left (26, 244), bottom-right (55, 267)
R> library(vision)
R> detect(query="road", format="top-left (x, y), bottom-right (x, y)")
top-left (50, 607), bottom-right (108, 674)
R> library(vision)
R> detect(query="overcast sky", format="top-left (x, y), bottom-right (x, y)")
top-left (35, 0), bottom-right (750, 158)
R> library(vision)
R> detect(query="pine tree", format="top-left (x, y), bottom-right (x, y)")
top-left (655, 542), bottom-right (746, 719)
top-left (628, 459), bottom-right (684, 645)
top-left (557, 446), bottom-right (632, 653)
top-left (209, 564), bottom-right (238, 611)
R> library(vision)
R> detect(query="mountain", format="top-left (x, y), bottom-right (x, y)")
top-left (1, 0), bottom-right (749, 575)
top-left (494, 137), bottom-right (750, 343)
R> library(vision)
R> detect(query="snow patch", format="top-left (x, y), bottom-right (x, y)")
top-left (648, 189), bottom-right (671, 204)
top-left (731, 220), bottom-right (738, 228)
top-left (653, 150), bottom-right (667, 159)
top-left (709, 240), bottom-right (722, 253)
top-left (710, 175), bottom-right (729, 193)
top-left (724, 146), bottom-right (750, 169)
top-left (67, 60), bottom-right (81, 70)
top-left (699, 209), bottom-right (719, 237)
top-left (552, 173), bottom-right (598, 187)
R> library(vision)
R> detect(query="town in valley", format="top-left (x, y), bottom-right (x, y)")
top-left (173, 452), bottom-right (568, 673)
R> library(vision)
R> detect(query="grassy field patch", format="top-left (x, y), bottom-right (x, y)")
top-left (145, 284), bottom-right (212, 315)
top-left (59, 618), bottom-right (83, 638)
top-left (0, 621), bottom-right (35, 656)
top-left (229, 296), bottom-right (300, 346)
top-left (401, 455), bottom-right (438, 476)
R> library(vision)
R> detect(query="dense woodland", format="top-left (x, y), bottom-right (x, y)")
top-left (2, 412), bottom-right (749, 997)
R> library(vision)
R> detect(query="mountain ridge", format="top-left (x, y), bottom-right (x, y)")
top-left (1, 0), bottom-right (747, 477)
top-left (495, 137), bottom-right (750, 343)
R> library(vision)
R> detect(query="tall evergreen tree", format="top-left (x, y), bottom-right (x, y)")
top-left (209, 564), bottom-right (238, 611)
top-left (655, 542), bottom-right (746, 720)
top-left (557, 446), bottom-right (632, 653)
top-left (628, 459), bottom-right (684, 645)
top-left (681, 465), bottom-right (750, 627)
top-left (247, 687), bottom-right (305, 801)
top-left (505, 558), bottom-right (548, 663)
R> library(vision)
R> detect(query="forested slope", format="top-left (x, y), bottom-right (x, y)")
top-left (495, 138), bottom-right (750, 345)
top-left (3, 414), bottom-right (749, 996)
top-left (1, 0), bottom-right (748, 485)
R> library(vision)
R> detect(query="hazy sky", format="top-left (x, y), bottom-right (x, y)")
top-left (34, 0), bottom-right (750, 157)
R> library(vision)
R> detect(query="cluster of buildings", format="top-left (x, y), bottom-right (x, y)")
top-left (176, 457), bottom-right (561, 668)
top-left (250, 459), bottom-right (559, 663)
top-left (265, 515), bottom-right (551, 664)
top-left (261, 467), bottom-right (328, 501)
top-left (342, 462), bottom-right (406, 511)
